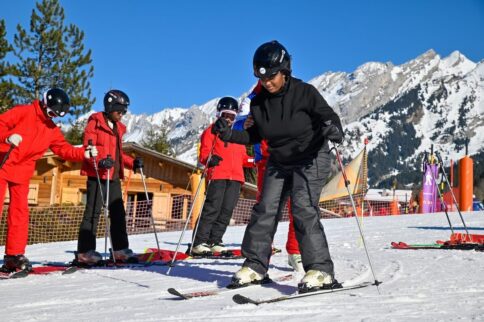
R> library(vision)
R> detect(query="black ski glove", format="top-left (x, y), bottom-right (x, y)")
top-left (207, 155), bottom-right (223, 168)
top-left (133, 157), bottom-right (144, 173)
top-left (322, 122), bottom-right (344, 144)
top-left (98, 156), bottom-right (114, 169)
top-left (211, 118), bottom-right (232, 141)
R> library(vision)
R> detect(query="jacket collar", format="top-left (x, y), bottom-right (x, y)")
top-left (91, 111), bottom-right (126, 133)
top-left (34, 100), bottom-right (55, 125)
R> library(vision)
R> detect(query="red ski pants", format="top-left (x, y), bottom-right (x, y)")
top-left (256, 161), bottom-right (300, 255)
top-left (0, 177), bottom-right (30, 255)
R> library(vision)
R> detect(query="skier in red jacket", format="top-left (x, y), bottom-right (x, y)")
top-left (190, 97), bottom-right (254, 255)
top-left (0, 88), bottom-right (97, 272)
top-left (75, 89), bottom-right (138, 266)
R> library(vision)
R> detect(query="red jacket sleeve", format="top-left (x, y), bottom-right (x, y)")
top-left (199, 126), bottom-right (216, 166)
top-left (49, 127), bottom-right (85, 161)
top-left (242, 154), bottom-right (256, 168)
top-left (123, 152), bottom-right (134, 169)
top-left (0, 106), bottom-right (24, 144)
top-left (83, 116), bottom-right (98, 146)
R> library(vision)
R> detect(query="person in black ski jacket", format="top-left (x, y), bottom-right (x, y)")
top-left (212, 40), bottom-right (344, 292)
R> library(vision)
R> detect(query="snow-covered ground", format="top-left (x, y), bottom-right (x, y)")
top-left (1, 212), bottom-right (483, 321)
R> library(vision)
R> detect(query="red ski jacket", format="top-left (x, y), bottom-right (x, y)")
top-left (81, 112), bottom-right (133, 180)
top-left (0, 100), bottom-right (85, 184)
top-left (199, 124), bottom-right (254, 183)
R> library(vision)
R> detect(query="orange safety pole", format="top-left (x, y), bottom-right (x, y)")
top-left (458, 156), bottom-right (473, 211)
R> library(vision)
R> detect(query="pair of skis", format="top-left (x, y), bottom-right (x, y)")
top-left (0, 265), bottom-right (77, 280)
top-left (167, 274), bottom-right (372, 305)
top-left (0, 247), bottom-right (249, 280)
top-left (391, 241), bottom-right (484, 251)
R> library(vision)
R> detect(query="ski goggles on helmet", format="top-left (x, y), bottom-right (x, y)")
top-left (45, 104), bottom-right (70, 118)
top-left (254, 66), bottom-right (281, 80)
top-left (219, 110), bottom-right (237, 121)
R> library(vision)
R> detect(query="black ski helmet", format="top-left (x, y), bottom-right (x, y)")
top-left (253, 40), bottom-right (291, 78)
top-left (42, 88), bottom-right (71, 118)
top-left (216, 97), bottom-right (239, 113)
top-left (104, 89), bottom-right (129, 114)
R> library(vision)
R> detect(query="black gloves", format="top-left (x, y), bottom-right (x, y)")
top-left (207, 155), bottom-right (223, 168)
top-left (322, 122), bottom-right (344, 144)
top-left (98, 156), bottom-right (114, 169)
top-left (211, 118), bottom-right (232, 141)
top-left (133, 157), bottom-right (144, 173)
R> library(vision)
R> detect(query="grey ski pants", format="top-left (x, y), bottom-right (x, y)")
top-left (241, 146), bottom-right (334, 276)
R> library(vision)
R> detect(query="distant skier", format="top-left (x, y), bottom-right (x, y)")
top-left (76, 89), bottom-right (140, 265)
top-left (212, 41), bottom-right (344, 292)
top-left (0, 88), bottom-right (97, 272)
top-left (190, 97), bottom-right (254, 255)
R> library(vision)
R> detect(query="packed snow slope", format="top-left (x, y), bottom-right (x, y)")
top-left (1, 212), bottom-right (483, 321)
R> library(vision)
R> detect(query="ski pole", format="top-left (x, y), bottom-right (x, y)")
top-left (88, 140), bottom-right (105, 205)
top-left (331, 143), bottom-right (382, 293)
top-left (99, 154), bottom-right (117, 265)
top-left (435, 151), bottom-right (471, 236)
top-left (136, 158), bottom-right (163, 262)
top-left (0, 144), bottom-right (15, 169)
top-left (167, 136), bottom-right (218, 275)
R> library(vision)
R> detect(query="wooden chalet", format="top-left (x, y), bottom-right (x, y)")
top-left (4, 142), bottom-right (257, 228)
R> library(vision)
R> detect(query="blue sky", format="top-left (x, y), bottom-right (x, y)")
top-left (1, 0), bottom-right (483, 115)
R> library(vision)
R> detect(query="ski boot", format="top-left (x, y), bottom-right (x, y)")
top-left (112, 248), bottom-right (139, 263)
top-left (190, 243), bottom-right (212, 256)
top-left (210, 242), bottom-right (228, 253)
top-left (298, 270), bottom-right (342, 293)
top-left (2, 254), bottom-right (32, 272)
top-left (228, 266), bottom-right (270, 289)
top-left (288, 253), bottom-right (304, 273)
top-left (74, 250), bottom-right (103, 267)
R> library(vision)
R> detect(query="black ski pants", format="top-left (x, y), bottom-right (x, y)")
top-left (242, 146), bottom-right (334, 276)
top-left (193, 179), bottom-right (242, 246)
top-left (77, 177), bottom-right (129, 253)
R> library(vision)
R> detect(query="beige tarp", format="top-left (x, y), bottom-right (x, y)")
top-left (319, 147), bottom-right (367, 202)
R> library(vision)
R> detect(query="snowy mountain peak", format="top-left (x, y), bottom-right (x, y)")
top-left (113, 49), bottom-right (483, 189)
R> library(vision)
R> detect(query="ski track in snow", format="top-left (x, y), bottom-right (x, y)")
top-left (0, 212), bottom-right (483, 321)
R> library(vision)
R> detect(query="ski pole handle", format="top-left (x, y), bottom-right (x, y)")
top-left (0, 144), bottom-right (15, 169)
top-left (87, 139), bottom-right (95, 158)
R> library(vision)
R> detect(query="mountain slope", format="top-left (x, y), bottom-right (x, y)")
top-left (115, 50), bottom-right (483, 191)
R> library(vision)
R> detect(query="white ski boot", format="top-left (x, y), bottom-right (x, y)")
top-left (288, 254), bottom-right (304, 272)
top-left (191, 243), bottom-right (212, 255)
top-left (210, 242), bottom-right (228, 253)
top-left (298, 270), bottom-right (335, 293)
top-left (229, 266), bottom-right (266, 288)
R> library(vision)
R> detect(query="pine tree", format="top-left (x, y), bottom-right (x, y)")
top-left (142, 126), bottom-right (175, 156)
top-left (10, 0), bottom-right (94, 118)
top-left (0, 19), bottom-right (16, 113)
top-left (64, 119), bottom-right (87, 145)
